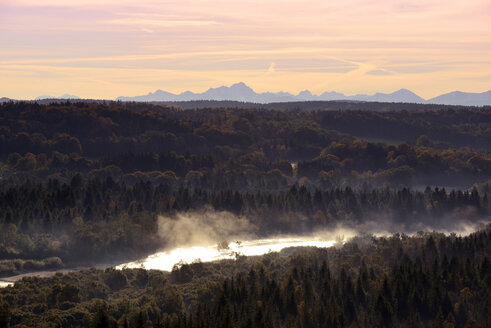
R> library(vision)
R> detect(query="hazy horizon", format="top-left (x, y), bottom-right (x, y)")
top-left (2, 82), bottom-right (491, 103)
top-left (1, 0), bottom-right (490, 99)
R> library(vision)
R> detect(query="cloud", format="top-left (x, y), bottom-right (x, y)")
top-left (106, 18), bottom-right (220, 28)
top-left (366, 69), bottom-right (393, 76)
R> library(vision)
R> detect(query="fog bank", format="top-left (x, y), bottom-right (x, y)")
top-left (157, 209), bottom-right (257, 248)
top-left (156, 208), bottom-right (488, 252)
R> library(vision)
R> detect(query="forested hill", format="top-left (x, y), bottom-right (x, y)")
top-left (1, 102), bottom-right (490, 189)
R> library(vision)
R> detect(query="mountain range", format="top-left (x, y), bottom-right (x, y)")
top-left (115, 82), bottom-right (491, 106)
top-left (35, 94), bottom-right (80, 100)
top-left (1, 84), bottom-right (490, 106)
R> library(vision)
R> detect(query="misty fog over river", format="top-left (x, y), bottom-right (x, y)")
top-left (117, 237), bottom-right (337, 271)
top-left (0, 210), bottom-right (486, 288)
top-left (0, 226), bottom-right (484, 288)
top-left (0, 235), bottom-right (339, 288)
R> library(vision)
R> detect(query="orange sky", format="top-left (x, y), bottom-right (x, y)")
top-left (0, 0), bottom-right (490, 99)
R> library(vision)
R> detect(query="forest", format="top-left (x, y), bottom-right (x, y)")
top-left (1, 102), bottom-right (490, 189)
top-left (0, 101), bottom-right (490, 327)
top-left (0, 227), bottom-right (490, 327)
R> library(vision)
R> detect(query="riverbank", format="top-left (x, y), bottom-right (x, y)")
top-left (0, 235), bottom-right (339, 288)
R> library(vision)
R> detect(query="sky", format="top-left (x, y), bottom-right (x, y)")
top-left (0, 0), bottom-right (490, 100)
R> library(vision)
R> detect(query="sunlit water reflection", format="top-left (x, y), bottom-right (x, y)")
top-left (0, 281), bottom-right (13, 288)
top-left (0, 224), bottom-right (483, 288)
top-left (118, 237), bottom-right (337, 271)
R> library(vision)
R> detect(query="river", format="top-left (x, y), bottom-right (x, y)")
top-left (117, 236), bottom-right (337, 271)
top-left (0, 236), bottom-right (337, 287)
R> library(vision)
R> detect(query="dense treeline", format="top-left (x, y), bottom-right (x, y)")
top-left (316, 109), bottom-right (491, 150)
top-left (298, 140), bottom-right (491, 187)
top-left (1, 102), bottom-right (491, 189)
top-left (0, 226), bottom-right (489, 327)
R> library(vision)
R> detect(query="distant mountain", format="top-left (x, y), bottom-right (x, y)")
top-left (349, 89), bottom-right (426, 103)
top-left (35, 94), bottom-right (80, 100)
top-left (202, 82), bottom-right (256, 101)
top-left (3, 85), bottom-right (488, 106)
top-left (117, 82), bottom-right (299, 103)
top-left (318, 91), bottom-right (346, 101)
top-left (428, 90), bottom-right (491, 106)
top-left (59, 94), bottom-right (80, 100)
top-left (116, 82), bottom-right (432, 104)
top-left (35, 95), bottom-right (52, 100)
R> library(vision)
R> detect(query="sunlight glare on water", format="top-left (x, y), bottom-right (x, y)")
top-left (119, 237), bottom-right (336, 271)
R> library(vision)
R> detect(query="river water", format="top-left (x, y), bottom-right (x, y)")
top-left (118, 236), bottom-right (337, 271)
top-left (0, 236), bottom-right (337, 287)
top-left (1, 222), bottom-right (485, 288)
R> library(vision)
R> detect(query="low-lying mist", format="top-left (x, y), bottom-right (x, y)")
top-left (351, 205), bottom-right (489, 237)
top-left (157, 209), bottom-right (257, 249)
top-left (118, 208), bottom-right (489, 271)
top-left (156, 207), bottom-right (488, 251)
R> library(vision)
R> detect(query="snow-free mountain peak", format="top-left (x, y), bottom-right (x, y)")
top-left (59, 94), bottom-right (80, 99)
top-left (114, 83), bottom-right (491, 106)
top-left (351, 89), bottom-right (425, 103)
top-left (230, 82), bottom-right (252, 90)
top-left (297, 90), bottom-right (315, 100)
top-left (35, 94), bottom-right (80, 100)
top-left (428, 90), bottom-right (491, 106)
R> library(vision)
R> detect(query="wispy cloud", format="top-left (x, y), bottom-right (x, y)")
top-left (0, 0), bottom-right (490, 99)
top-left (366, 69), bottom-right (393, 76)
top-left (106, 18), bottom-right (220, 28)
